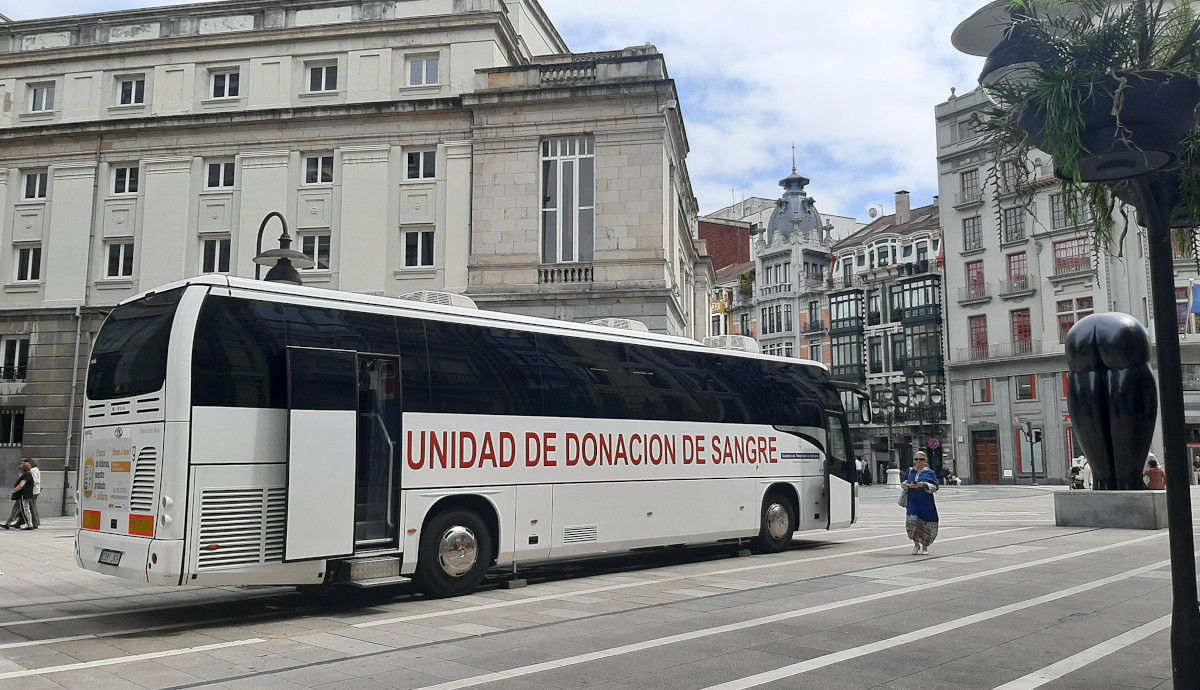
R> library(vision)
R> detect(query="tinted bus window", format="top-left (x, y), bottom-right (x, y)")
top-left (194, 297), bottom-right (431, 411)
top-left (537, 334), bottom-right (629, 419)
top-left (87, 288), bottom-right (184, 400)
top-left (625, 345), bottom-right (706, 421)
top-left (193, 297), bottom-right (288, 408)
top-left (424, 322), bottom-right (543, 416)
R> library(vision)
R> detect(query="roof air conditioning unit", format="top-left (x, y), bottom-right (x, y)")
top-left (586, 318), bottom-right (650, 332)
top-left (397, 291), bottom-right (478, 309)
top-left (702, 335), bottom-right (761, 354)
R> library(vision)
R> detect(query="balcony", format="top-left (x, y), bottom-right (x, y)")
top-left (830, 316), bottom-right (864, 333)
top-left (539, 263), bottom-right (593, 284)
top-left (998, 275), bottom-right (1036, 298)
top-left (954, 189), bottom-right (984, 208)
top-left (831, 275), bottom-right (861, 290)
top-left (831, 363), bottom-right (866, 382)
top-left (1054, 257), bottom-right (1092, 276)
top-left (901, 304), bottom-right (942, 324)
top-left (957, 283), bottom-right (991, 305)
top-left (904, 355), bottom-right (945, 375)
top-left (800, 277), bottom-right (830, 292)
top-left (802, 318), bottom-right (825, 333)
top-left (956, 340), bottom-right (1042, 362)
top-left (0, 366), bottom-right (26, 381)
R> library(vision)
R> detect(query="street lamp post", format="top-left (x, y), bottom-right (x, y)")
top-left (906, 370), bottom-right (944, 471)
top-left (253, 211), bottom-right (314, 284)
top-left (871, 388), bottom-right (897, 477)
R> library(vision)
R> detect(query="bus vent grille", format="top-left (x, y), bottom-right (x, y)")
top-left (562, 524), bottom-right (598, 544)
top-left (129, 447), bottom-right (158, 514)
top-left (197, 487), bottom-right (286, 569)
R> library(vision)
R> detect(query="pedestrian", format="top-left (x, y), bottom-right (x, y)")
top-left (901, 451), bottom-right (939, 555)
top-left (1144, 457), bottom-right (1166, 490)
top-left (26, 458), bottom-right (40, 529)
top-left (1193, 456), bottom-right (1200, 484)
top-left (855, 455), bottom-right (863, 484)
top-left (861, 457), bottom-right (873, 486)
top-left (2, 461), bottom-right (36, 530)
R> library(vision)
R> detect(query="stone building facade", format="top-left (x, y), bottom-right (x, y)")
top-left (0, 0), bottom-right (713, 514)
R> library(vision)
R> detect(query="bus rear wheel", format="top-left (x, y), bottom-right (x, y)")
top-left (415, 508), bottom-right (492, 598)
top-left (755, 492), bottom-right (794, 553)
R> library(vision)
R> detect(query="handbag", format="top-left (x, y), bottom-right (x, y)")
top-left (897, 483), bottom-right (909, 507)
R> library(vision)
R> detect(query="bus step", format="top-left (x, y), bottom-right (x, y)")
top-left (347, 575), bottom-right (412, 589)
top-left (339, 555), bottom-right (401, 583)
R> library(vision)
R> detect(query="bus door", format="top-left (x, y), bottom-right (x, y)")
top-left (826, 413), bottom-right (855, 529)
top-left (354, 356), bottom-right (400, 550)
top-left (284, 347), bottom-right (358, 561)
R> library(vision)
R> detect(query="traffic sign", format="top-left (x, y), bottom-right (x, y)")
top-left (928, 437), bottom-right (940, 449)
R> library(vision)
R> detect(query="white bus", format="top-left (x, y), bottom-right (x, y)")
top-left (77, 276), bottom-right (858, 597)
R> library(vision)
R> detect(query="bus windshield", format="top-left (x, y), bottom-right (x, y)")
top-left (86, 288), bottom-right (184, 400)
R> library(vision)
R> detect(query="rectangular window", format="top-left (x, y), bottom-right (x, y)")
top-left (1011, 308), bottom-right (1032, 354)
top-left (1, 338), bottom-right (30, 381)
top-left (403, 229), bottom-right (435, 267)
top-left (956, 119), bottom-right (975, 141)
top-left (969, 315), bottom-right (988, 359)
top-left (890, 333), bottom-right (906, 370)
top-left (971, 378), bottom-right (992, 403)
top-left (15, 246), bottom-right (41, 282)
top-left (962, 216), bottom-right (983, 251)
top-left (1057, 297), bottom-right (1095, 342)
top-left (0, 409), bottom-right (24, 446)
top-left (1002, 207), bottom-right (1026, 243)
top-left (211, 70), bottom-right (240, 99)
top-left (304, 155), bottom-right (334, 184)
top-left (1002, 159), bottom-right (1021, 191)
top-left (1051, 193), bottom-right (1091, 229)
top-left (960, 169), bottom-right (980, 201)
top-left (408, 57), bottom-right (439, 86)
top-left (406, 150), bottom-right (436, 179)
top-left (201, 237), bottom-right (231, 273)
top-left (784, 303), bottom-right (792, 331)
top-left (301, 233), bottom-right (331, 271)
top-left (965, 260), bottom-right (985, 298)
top-left (1007, 252), bottom-right (1028, 291)
top-left (206, 161), bottom-right (236, 188)
top-left (309, 63), bottom-right (338, 92)
top-left (106, 242), bottom-right (134, 278)
top-left (118, 77), bottom-right (146, 105)
top-left (541, 137), bottom-right (595, 264)
top-left (1054, 237), bottom-right (1091, 275)
top-left (1015, 374), bottom-right (1037, 400)
top-left (113, 165), bottom-right (139, 194)
top-left (30, 84), bottom-right (55, 112)
top-left (809, 343), bottom-right (822, 363)
top-left (24, 171), bottom-right (48, 200)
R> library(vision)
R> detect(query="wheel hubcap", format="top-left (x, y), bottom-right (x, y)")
top-left (765, 503), bottom-right (790, 540)
top-left (437, 525), bottom-right (478, 577)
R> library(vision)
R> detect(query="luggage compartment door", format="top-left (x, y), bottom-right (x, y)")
top-left (284, 347), bottom-right (358, 562)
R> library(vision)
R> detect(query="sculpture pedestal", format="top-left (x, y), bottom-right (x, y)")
top-left (886, 468), bottom-right (901, 486)
top-left (1054, 490), bottom-right (1168, 529)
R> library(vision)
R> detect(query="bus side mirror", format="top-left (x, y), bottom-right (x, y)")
top-left (859, 398), bottom-right (872, 424)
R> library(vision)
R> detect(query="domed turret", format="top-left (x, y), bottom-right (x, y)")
top-left (765, 167), bottom-right (824, 244)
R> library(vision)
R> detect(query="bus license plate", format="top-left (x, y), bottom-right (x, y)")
top-left (98, 549), bottom-right (122, 566)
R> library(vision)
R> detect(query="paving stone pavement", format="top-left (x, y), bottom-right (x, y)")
top-left (0, 485), bottom-right (1191, 689)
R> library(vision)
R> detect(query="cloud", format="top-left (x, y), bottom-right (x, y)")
top-left (6, 0), bottom-right (990, 219)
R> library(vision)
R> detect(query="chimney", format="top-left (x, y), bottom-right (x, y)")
top-left (895, 190), bottom-right (911, 224)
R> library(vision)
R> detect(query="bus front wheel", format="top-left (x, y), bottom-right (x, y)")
top-left (755, 492), bottom-right (794, 553)
top-left (415, 509), bottom-right (493, 598)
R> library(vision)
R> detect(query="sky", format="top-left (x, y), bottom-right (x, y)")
top-left (2, 0), bottom-right (990, 221)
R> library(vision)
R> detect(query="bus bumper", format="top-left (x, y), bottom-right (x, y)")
top-left (76, 531), bottom-right (184, 585)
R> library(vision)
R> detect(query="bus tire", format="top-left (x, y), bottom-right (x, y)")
top-left (755, 491), bottom-right (794, 553)
top-left (414, 508), bottom-right (493, 598)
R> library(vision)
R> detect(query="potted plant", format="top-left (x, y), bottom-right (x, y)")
top-left (956, 0), bottom-right (1200, 246)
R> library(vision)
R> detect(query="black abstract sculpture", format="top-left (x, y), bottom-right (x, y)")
top-left (1064, 312), bottom-right (1158, 490)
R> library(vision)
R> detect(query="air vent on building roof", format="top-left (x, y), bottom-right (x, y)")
top-left (702, 335), bottom-right (761, 354)
top-left (587, 318), bottom-right (650, 332)
top-left (397, 291), bottom-right (478, 309)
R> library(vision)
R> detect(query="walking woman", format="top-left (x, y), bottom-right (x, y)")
top-left (902, 452), bottom-right (939, 555)
top-left (2, 461), bottom-right (36, 530)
